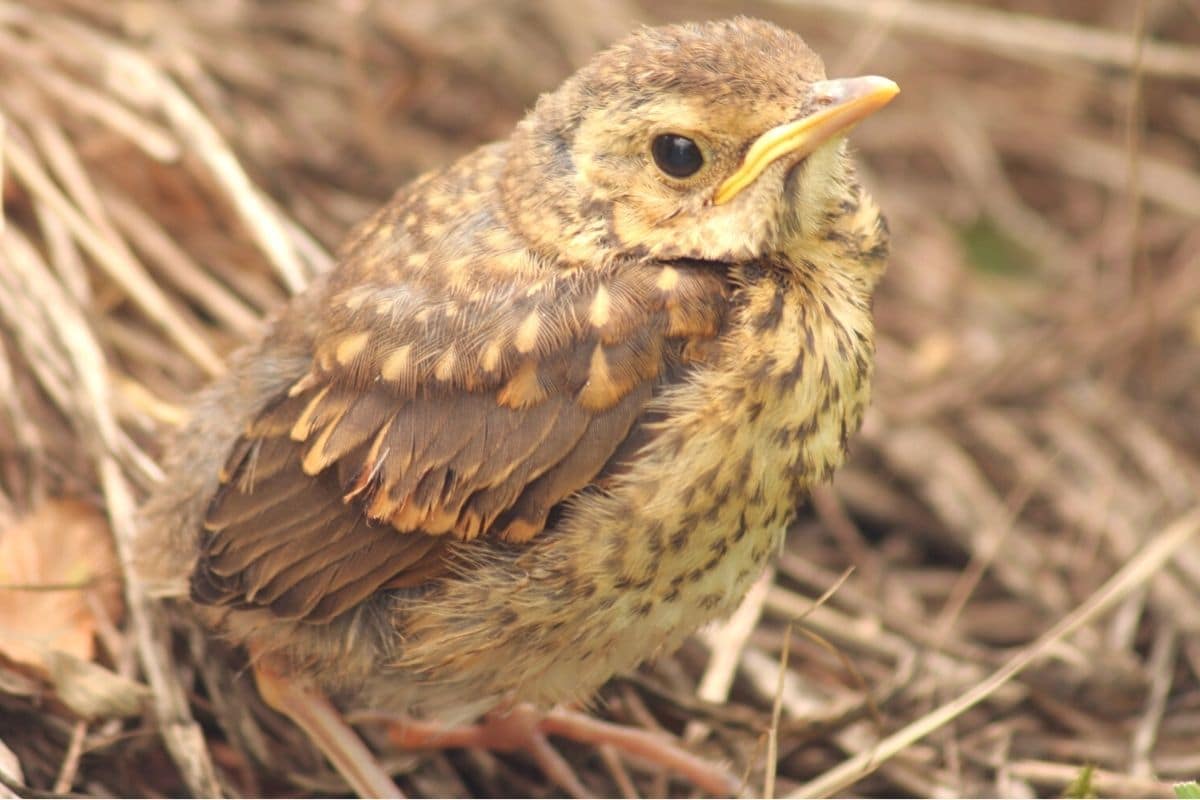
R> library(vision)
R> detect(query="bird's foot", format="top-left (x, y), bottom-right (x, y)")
top-left (388, 704), bottom-right (740, 798)
top-left (252, 660), bottom-right (738, 797)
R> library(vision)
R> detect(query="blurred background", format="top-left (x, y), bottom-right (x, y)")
top-left (1, 0), bottom-right (1198, 797)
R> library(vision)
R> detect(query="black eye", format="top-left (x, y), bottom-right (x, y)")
top-left (651, 134), bottom-right (704, 178)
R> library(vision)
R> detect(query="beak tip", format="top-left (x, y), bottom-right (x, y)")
top-left (815, 75), bottom-right (900, 104)
top-left (874, 76), bottom-right (901, 99)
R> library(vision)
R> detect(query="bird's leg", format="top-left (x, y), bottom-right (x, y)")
top-left (387, 704), bottom-right (740, 797)
top-left (252, 659), bottom-right (404, 798)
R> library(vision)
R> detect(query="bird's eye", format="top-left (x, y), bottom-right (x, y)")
top-left (651, 134), bottom-right (704, 178)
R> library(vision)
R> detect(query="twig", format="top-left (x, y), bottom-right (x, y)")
top-left (789, 507), bottom-right (1200, 798)
top-left (931, 419), bottom-right (1055, 638)
top-left (104, 193), bottom-right (264, 336)
top-left (1124, 0), bottom-right (1149, 294)
top-left (994, 126), bottom-right (1200, 219)
top-left (2, 132), bottom-right (225, 376)
top-left (769, 0), bottom-right (1200, 81)
top-left (1, 211), bottom-right (223, 797)
top-left (101, 459), bottom-right (225, 798)
top-left (686, 566), bottom-right (774, 743)
top-left (51, 721), bottom-right (86, 795)
top-left (1130, 622), bottom-right (1178, 778)
top-left (763, 624), bottom-right (791, 800)
top-left (26, 63), bottom-right (180, 162)
top-left (597, 744), bottom-right (639, 799)
top-left (0, 111), bottom-right (6, 235)
top-left (1006, 759), bottom-right (1173, 798)
top-left (99, 42), bottom-right (317, 293)
top-left (0, 735), bottom-right (23, 794)
top-left (876, 425), bottom-right (1070, 612)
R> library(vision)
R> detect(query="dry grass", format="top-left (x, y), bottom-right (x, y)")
top-left (1, 0), bottom-right (1198, 797)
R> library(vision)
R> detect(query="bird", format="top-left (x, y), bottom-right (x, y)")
top-left (138, 16), bottom-right (896, 798)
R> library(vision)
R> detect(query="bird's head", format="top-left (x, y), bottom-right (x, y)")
top-left (501, 17), bottom-right (898, 266)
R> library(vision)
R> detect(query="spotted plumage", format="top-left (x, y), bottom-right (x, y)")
top-left (139, 15), bottom-right (895, 785)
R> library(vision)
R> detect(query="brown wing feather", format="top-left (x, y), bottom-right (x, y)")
top-left (190, 262), bottom-right (729, 623)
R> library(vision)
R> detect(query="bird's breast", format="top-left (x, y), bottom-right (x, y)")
top-left (457, 264), bottom-right (874, 707)
top-left (374, 259), bottom-right (876, 716)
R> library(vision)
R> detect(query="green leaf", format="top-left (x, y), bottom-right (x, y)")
top-left (1062, 764), bottom-right (1096, 799)
top-left (1174, 781), bottom-right (1200, 799)
top-left (957, 215), bottom-right (1036, 278)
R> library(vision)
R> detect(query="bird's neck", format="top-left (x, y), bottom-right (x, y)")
top-left (782, 177), bottom-right (889, 294)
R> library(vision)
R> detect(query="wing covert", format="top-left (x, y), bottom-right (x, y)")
top-left (191, 261), bottom-right (729, 622)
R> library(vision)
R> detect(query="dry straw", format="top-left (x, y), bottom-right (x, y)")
top-left (1, 0), bottom-right (1198, 796)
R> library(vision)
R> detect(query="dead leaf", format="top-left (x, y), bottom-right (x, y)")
top-left (43, 649), bottom-right (150, 719)
top-left (0, 500), bottom-right (123, 675)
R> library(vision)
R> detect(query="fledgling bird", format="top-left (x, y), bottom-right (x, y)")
top-left (140, 16), bottom-right (896, 797)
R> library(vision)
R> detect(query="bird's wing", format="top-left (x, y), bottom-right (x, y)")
top-left (190, 261), bottom-right (729, 623)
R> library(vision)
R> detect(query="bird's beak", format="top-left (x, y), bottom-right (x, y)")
top-left (713, 75), bottom-right (899, 205)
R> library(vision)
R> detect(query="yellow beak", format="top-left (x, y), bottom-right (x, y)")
top-left (713, 75), bottom-right (899, 205)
